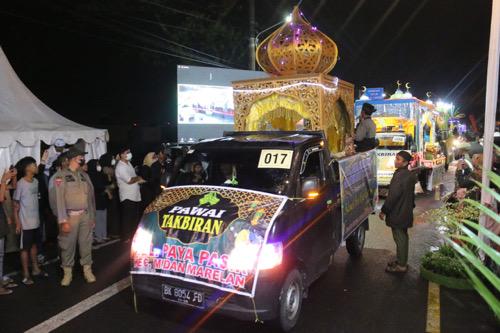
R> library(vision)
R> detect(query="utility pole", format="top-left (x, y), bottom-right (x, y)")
top-left (249, 0), bottom-right (256, 70)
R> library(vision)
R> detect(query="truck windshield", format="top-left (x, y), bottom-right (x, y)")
top-left (172, 148), bottom-right (291, 195)
top-left (376, 132), bottom-right (410, 150)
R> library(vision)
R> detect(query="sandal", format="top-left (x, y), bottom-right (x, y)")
top-left (385, 264), bottom-right (408, 273)
top-left (22, 277), bottom-right (34, 285)
top-left (5, 282), bottom-right (18, 288)
top-left (3, 276), bottom-right (14, 284)
top-left (0, 288), bottom-right (13, 295)
top-left (387, 260), bottom-right (398, 267)
top-left (32, 270), bottom-right (49, 277)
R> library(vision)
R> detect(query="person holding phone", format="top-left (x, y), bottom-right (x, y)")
top-left (0, 168), bottom-right (18, 295)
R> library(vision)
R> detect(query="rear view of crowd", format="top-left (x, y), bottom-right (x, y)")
top-left (0, 142), bottom-right (171, 295)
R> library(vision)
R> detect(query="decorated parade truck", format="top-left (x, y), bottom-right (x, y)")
top-left (131, 7), bottom-right (377, 331)
top-left (355, 86), bottom-right (447, 190)
top-left (131, 131), bottom-right (377, 331)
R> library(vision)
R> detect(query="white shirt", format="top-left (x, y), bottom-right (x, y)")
top-left (115, 160), bottom-right (141, 202)
top-left (13, 178), bottom-right (40, 230)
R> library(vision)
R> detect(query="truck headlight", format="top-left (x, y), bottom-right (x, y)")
top-left (131, 227), bottom-right (152, 258)
top-left (258, 242), bottom-right (283, 270)
top-left (227, 242), bottom-right (283, 271)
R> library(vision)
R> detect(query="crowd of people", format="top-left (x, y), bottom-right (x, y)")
top-left (0, 131), bottom-right (497, 295)
top-left (0, 143), bottom-right (172, 295)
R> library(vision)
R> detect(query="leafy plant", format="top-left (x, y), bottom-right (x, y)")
top-left (421, 246), bottom-right (467, 279)
top-left (445, 170), bottom-right (500, 318)
top-left (426, 198), bottom-right (480, 235)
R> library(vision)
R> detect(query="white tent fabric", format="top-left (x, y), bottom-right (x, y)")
top-left (0, 47), bottom-right (108, 172)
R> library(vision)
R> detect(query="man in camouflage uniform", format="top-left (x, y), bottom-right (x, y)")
top-left (49, 147), bottom-right (96, 286)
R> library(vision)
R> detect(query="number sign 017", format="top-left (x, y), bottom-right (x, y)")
top-left (258, 150), bottom-right (293, 169)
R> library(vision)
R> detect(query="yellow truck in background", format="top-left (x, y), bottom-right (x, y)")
top-left (355, 95), bottom-right (448, 191)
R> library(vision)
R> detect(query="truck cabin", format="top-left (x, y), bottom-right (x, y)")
top-left (169, 131), bottom-right (338, 199)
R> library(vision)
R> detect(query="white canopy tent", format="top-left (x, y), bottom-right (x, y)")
top-left (0, 47), bottom-right (108, 172)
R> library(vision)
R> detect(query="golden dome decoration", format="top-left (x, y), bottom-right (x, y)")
top-left (256, 6), bottom-right (338, 76)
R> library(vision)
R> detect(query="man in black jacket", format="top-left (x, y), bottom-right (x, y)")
top-left (379, 151), bottom-right (417, 273)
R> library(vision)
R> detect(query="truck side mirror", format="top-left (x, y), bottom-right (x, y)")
top-left (301, 176), bottom-right (320, 199)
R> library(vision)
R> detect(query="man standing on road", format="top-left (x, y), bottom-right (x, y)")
top-left (50, 148), bottom-right (96, 286)
top-left (379, 151), bottom-right (417, 273)
top-left (115, 148), bottom-right (144, 240)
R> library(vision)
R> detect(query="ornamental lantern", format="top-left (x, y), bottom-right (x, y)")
top-left (256, 6), bottom-right (338, 76)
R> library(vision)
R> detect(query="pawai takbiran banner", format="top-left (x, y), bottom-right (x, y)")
top-left (130, 185), bottom-right (288, 297)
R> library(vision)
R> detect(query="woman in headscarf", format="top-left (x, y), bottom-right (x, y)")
top-left (87, 160), bottom-right (110, 244)
top-left (99, 153), bottom-right (119, 239)
top-left (188, 162), bottom-right (206, 185)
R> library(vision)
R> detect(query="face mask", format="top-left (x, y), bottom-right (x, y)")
top-left (111, 159), bottom-right (116, 166)
top-left (96, 165), bottom-right (102, 172)
top-left (126, 153), bottom-right (133, 161)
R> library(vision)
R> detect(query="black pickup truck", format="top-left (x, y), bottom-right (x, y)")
top-left (131, 131), bottom-right (377, 332)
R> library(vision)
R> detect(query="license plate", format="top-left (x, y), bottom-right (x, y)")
top-left (161, 284), bottom-right (204, 309)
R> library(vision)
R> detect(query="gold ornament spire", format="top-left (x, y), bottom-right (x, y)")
top-left (256, 6), bottom-right (338, 76)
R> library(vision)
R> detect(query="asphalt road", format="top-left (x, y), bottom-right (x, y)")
top-left (0, 169), bottom-right (498, 333)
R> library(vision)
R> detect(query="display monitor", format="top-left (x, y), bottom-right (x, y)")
top-left (177, 65), bottom-right (268, 142)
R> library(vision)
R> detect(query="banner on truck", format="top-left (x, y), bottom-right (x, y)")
top-left (130, 186), bottom-right (287, 297)
top-left (338, 150), bottom-right (378, 237)
top-left (376, 149), bottom-right (398, 186)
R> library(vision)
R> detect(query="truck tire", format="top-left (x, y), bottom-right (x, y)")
top-left (346, 224), bottom-right (366, 257)
top-left (276, 269), bottom-right (303, 332)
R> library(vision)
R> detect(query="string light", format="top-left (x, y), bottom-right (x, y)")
top-left (233, 81), bottom-right (339, 94)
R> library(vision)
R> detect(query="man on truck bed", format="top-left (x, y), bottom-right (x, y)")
top-left (355, 103), bottom-right (377, 152)
top-left (379, 151), bottom-right (417, 273)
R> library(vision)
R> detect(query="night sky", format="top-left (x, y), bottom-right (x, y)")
top-left (0, 0), bottom-right (496, 141)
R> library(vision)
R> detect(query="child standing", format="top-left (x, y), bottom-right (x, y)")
top-left (13, 157), bottom-right (46, 285)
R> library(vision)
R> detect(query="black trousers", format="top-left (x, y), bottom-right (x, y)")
top-left (120, 200), bottom-right (141, 239)
top-left (354, 138), bottom-right (377, 152)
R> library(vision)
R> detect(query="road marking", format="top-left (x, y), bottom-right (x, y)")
top-left (25, 276), bottom-right (131, 333)
top-left (426, 281), bottom-right (441, 333)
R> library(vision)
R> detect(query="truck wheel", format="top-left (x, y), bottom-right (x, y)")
top-left (346, 224), bottom-right (366, 257)
top-left (277, 269), bottom-right (303, 332)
